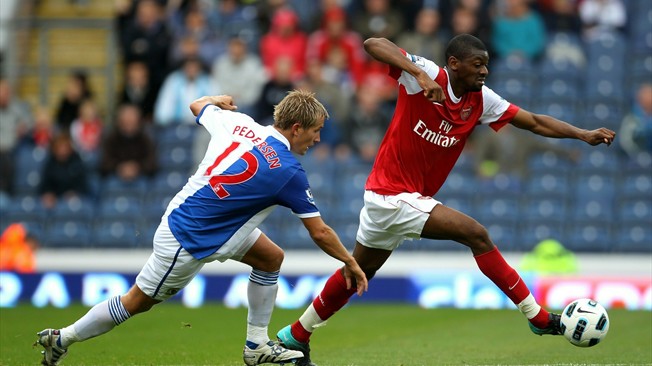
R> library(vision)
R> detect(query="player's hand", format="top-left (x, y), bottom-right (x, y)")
top-left (584, 127), bottom-right (616, 146)
top-left (342, 262), bottom-right (368, 296)
top-left (213, 95), bottom-right (238, 111)
top-left (417, 73), bottom-right (445, 103)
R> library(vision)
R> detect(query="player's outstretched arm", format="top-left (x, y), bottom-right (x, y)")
top-left (189, 95), bottom-right (238, 116)
top-left (511, 109), bottom-right (616, 146)
top-left (300, 216), bottom-right (368, 295)
top-left (363, 37), bottom-right (445, 102)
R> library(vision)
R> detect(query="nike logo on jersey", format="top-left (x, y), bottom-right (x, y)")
top-left (576, 307), bottom-right (595, 314)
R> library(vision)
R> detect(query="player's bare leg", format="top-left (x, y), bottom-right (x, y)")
top-left (35, 285), bottom-right (155, 366)
top-left (240, 233), bottom-right (303, 365)
top-left (421, 204), bottom-right (561, 335)
top-left (278, 244), bottom-right (391, 366)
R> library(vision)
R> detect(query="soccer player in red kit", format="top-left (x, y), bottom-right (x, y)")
top-left (277, 34), bottom-right (616, 366)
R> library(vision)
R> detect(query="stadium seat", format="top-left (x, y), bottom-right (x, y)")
top-left (522, 197), bottom-right (568, 222)
top-left (91, 220), bottom-right (139, 248)
top-left (440, 194), bottom-right (475, 215)
top-left (476, 195), bottom-right (521, 224)
top-left (51, 196), bottom-right (95, 220)
top-left (536, 78), bottom-right (580, 99)
top-left (438, 171), bottom-right (479, 196)
top-left (575, 150), bottom-right (620, 173)
top-left (532, 101), bottom-right (579, 127)
top-left (524, 172), bottom-right (570, 197)
top-left (613, 224), bottom-right (652, 253)
top-left (617, 198), bottom-right (652, 222)
top-left (582, 100), bottom-right (623, 130)
top-left (519, 222), bottom-right (565, 251)
top-left (100, 175), bottom-right (149, 196)
top-left (485, 223), bottom-right (520, 251)
top-left (566, 222), bottom-right (612, 252)
top-left (45, 219), bottom-right (91, 247)
top-left (97, 194), bottom-right (143, 221)
top-left (13, 146), bottom-right (48, 195)
top-left (573, 174), bottom-right (616, 200)
top-left (156, 123), bottom-right (195, 147)
top-left (158, 144), bottom-right (194, 172)
top-left (572, 199), bottom-right (614, 222)
top-left (6, 195), bottom-right (47, 223)
top-left (477, 173), bottom-right (521, 195)
top-left (152, 170), bottom-right (187, 196)
top-left (527, 151), bottom-right (575, 174)
top-left (621, 172), bottom-right (652, 198)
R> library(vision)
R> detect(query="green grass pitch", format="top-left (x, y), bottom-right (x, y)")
top-left (1, 303), bottom-right (651, 366)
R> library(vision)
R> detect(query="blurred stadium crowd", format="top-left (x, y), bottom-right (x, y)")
top-left (0, 0), bottom-right (650, 253)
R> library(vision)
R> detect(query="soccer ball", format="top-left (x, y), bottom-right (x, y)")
top-left (560, 298), bottom-right (609, 347)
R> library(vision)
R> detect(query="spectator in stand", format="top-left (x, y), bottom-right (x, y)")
top-left (0, 78), bottom-right (32, 196)
top-left (254, 56), bottom-right (295, 126)
top-left (306, 7), bottom-right (366, 87)
top-left (0, 223), bottom-right (39, 273)
top-left (320, 45), bottom-right (357, 97)
top-left (396, 7), bottom-right (446, 66)
top-left (117, 0), bottom-right (171, 93)
top-left (578, 0), bottom-right (626, 40)
top-left (298, 59), bottom-right (351, 125)
top-left (491, 0), bottom-right (547, 61)
top-left (55, 70), bottom-right (93, 132)
top-left (340, 83), bottom-right (393, 162)
top-left (450, 5), bottom-right (481, 37)
top-left (100, 103), bottom-right (157, 182)
top-left (212, 0), bottom-right (260, 49)
top-left (351, 0), bottom-right (405, 41)
top-left (211, 36), bottom-right (267, 117)
top-left (259, 8), bottom-right (308, 81)
top-left (169, 9), bottom-right (225, 69)
top-left (538, 0), bottom-right (582, 34)
top-left (119, 61), bottom-right (157, 123)
top-left (70, 99), bottom-right (103, 156)
top-left (154, 57), bottom-right (219, 126)
top-left (38, 132), bottom-right (89, 210)
top-left (29, 107), bottom-right (55, 149)
top-left (619, 83), bottom-right (652, 159)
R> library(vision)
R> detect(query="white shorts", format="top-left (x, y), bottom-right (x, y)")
top-left (356, 190), bottom-right (440, 251)
top-left (136, 222), bottom-right (261, 301)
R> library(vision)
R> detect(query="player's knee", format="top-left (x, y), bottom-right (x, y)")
top-left (465, 222), bottom-right (494, 251)
top-left (263, 247), bottom-right (284, 271)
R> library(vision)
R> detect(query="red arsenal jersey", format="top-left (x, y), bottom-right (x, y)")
top-left (365, 51), bottom-right (520, 197)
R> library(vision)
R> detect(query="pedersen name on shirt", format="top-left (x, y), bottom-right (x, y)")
top-left (232, 125), bottom-right (281, 169)
top-left (413, 119), bottom-right (460, 148)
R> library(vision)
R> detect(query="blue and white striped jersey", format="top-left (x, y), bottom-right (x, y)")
top-left (162, 104), bottom-right (320, 259)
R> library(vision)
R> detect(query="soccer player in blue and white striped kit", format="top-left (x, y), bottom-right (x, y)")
top-left (35, 90), bottom-right (368, 366)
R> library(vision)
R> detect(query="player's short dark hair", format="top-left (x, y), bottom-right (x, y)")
top-left (445, 34), bottom-right (487, 62)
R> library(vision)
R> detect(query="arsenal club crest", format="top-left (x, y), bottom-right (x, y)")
top-left (460, 106), bottom-right (472, 121)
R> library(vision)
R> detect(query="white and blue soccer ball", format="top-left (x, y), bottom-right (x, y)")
top-left (560, 298), bottom-right (610, 347)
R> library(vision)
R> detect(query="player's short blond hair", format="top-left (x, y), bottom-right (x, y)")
top-left (273, 89), bottom-right (329, 130)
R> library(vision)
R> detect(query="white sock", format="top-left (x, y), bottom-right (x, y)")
top-left (60, 296), bottom-right (131, 348)
top-left (517, 293), bottom-right (542, 319)
top-left (246, 269), bottom-right (279, 347)
top-left (298, 303), bottom-right (326, 332)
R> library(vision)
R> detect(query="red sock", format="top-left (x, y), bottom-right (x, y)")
top-left (530, 308), bottom-right (551, 328)
top-left (474, 247), bottom-right (530, 305)
top-left (292, 269), bottom-right (357, 343)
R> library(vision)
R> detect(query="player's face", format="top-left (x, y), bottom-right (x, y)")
top-left (456, 50), bottom-right (489, 92)
top-left (292, 118), bottom-right (324, 155)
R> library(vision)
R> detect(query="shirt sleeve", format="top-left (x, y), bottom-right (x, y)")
top-left (276, 168), bottom-right (321, 218)
top-left (389, 50), bottom-right (440, 95)
top-left (196, 105), bottom-right (254, 137)
top-left (479, 86), bottom-right (520, 131)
